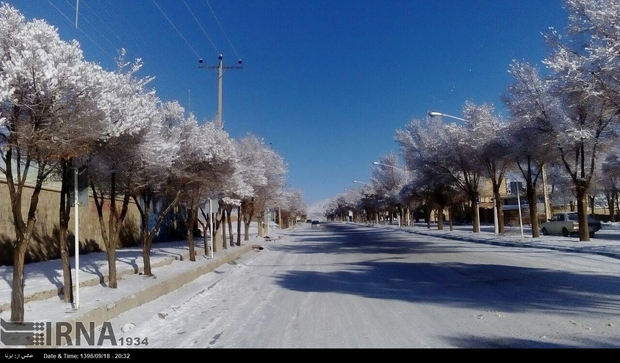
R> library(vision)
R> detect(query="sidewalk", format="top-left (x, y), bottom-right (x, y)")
top-left (0, 232), bottom-right (274, 347)
top-left (372, 222), bottom-right (620, 260)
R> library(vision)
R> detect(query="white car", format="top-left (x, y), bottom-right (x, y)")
top-left (540, 212), bottom-right (602, 238)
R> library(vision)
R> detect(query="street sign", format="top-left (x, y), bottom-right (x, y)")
top-left (68, 167), bottom-right (89, 206)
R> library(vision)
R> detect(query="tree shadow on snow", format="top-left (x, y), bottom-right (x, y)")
top-left (274, 225), bottom-right (620, 317)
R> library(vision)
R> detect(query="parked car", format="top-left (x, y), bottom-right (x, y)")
top-left (311, 220), bottom-right (320, 228)
top-left (540, 212), bottom-right (602, 238)
top-left (306, 219), bottom-right (312, 223)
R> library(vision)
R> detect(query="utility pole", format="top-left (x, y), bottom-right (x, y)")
top-left (199, 54), bottom-right (242, 129)
top-left (542, 164), bottom-right (552, 221)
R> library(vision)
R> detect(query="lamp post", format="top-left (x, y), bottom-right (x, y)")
top-left (372, 161), bottom-right (410, 226)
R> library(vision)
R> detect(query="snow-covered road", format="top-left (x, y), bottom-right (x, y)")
top-left (103, 223), bottom-right (620, 348)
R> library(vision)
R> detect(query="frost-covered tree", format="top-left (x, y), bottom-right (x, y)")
top-left (215, 159), bottom-right (251, 248)
top-left (279, 188), bottom-right (306, 226)
top-left (129, 101), bottom-right (182, 276)
top-left (175, 117), bottom-right (236, 258)
top-left (545, 0), bottom-right (620, 117)
top-left (438, 117), bottom-right (484, 232)
top-left (328, 189), bottom-right (361, 222)
top-left (463, 101), bottom-right (512, 234)
top-left (370, 153), bottom-right (408, 224)
top-left (542, 0), bottom-right (620, 240)
top-left (503, 61), bottom-right (560, 237)
top-left (234, 134), bottom-right (268, 241)
top-left (53, 63), bottom-right (108, 305)
top-left (87, 53), bottom-right (158, 288)
top-left (601, 146), bottom-right (620, 221)
top-left (0, 4), bottom-right (104, 321)
top-left (250, 143), bottom-right (287, 237)
top-left (397, 112), bottom-right (483, 232)
top-left (397, 116), bottom-right (448, 227)
top-left (334, 183), bottom-right (377, 223)
top-left (410, 163), bottom-right (462, 230)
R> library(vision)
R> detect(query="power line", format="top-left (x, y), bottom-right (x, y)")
top-left (82, 0), bottom-right (152, 64)
top-left (204, 0), bottom-right (241, 60)
top-left (65, 0), bottom-right (121, 57)
top-left (46, 0), bottom-right (116, 61)
top-left (81, 1), bottom-right (127, 48)
top-left (152, 0), bottom-right (202, 60)
top-left (183, 0), bottom-right (219, 56)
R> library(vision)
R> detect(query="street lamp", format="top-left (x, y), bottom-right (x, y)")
top-left (428, 111), bottom-right (467, 122)
top-left (372, 161), bottom-right (409, 184)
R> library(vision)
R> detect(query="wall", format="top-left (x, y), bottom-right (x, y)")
top-left (0, 180), bottom-right (140, 266)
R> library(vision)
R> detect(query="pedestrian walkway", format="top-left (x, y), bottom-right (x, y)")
top-left (0, 232), bottom-right (278, 347)
top-left (373, 222), bottom-right (620, 260)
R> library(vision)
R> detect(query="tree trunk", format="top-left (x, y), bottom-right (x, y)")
top-left (613, 188), bottom-right (618, 222)
top-left (139, 196), bottom-right (153, 276)
top-left (244, 215), bottom-right (252, 242)
top-left (437, 206), bottom-right (444, 230)
top-left (606, 191), bottom-right (614, 223)
top-left (424, 204), bottom-right (431, 229)
top-left (91, 174), bottom-right (130, 289)
top-left (236, 206), bottom-right (242, 246)
top-left (258, 211), bottom-right (265, 237)
top-left (11, 177), bottom-right (44, 322)
top-left (213, 207), bottom-right (223, 252)
top-left (11, 240), bottom-right (28, 322)
top-left (199, 207), bottom-right (210, 255)
top-left (106, 205), bottom-right (118, 288)
top-left (227, 207), bottom-right (234, 247)
top-left (493, 189), bottom-right (505, 235)
top-left (221, 206), bottom-right (228, 250)
top-left (137, 190), bottom-right (181, 275)
top-left (577, 186), bottom-right (590, 241)
top-left (58, 162), bottom-right (73, 303)
top-left (471, 196), bottom-right (480, 233)
top-left (241, 199), bottom-right (254, 241)
top-left (186, 205), bottom-right (197, 261)
top-left (526, 184), bottom-right (540, 238)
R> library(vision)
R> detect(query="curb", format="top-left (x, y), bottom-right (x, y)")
top-left (0, 244), bottom-right (192, 314)
top-left (372, 224), bottom-right (620, 260)
top-left (44, 244), bottom-right (254, 347)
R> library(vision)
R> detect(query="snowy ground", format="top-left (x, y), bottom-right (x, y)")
top-left (1, 220), bottom-right (619, 349)
top-left (97, 222), bottom-right (620, 348)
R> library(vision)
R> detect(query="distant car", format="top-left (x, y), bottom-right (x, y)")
top-left (311, 220), bottom-right (320, 228)
top-left (306, 219), bottom-right (312, 223)
top-left (540, 212), bottom-right (602, 238)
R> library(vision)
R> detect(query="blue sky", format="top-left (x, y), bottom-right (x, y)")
top-left (9, 0), bottom-right (569, 207)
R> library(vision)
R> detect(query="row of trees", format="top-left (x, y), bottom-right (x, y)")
top-left (0, 4), bottom-right (306, 323)
top-left (325, 0), bottom-right (620, 241)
